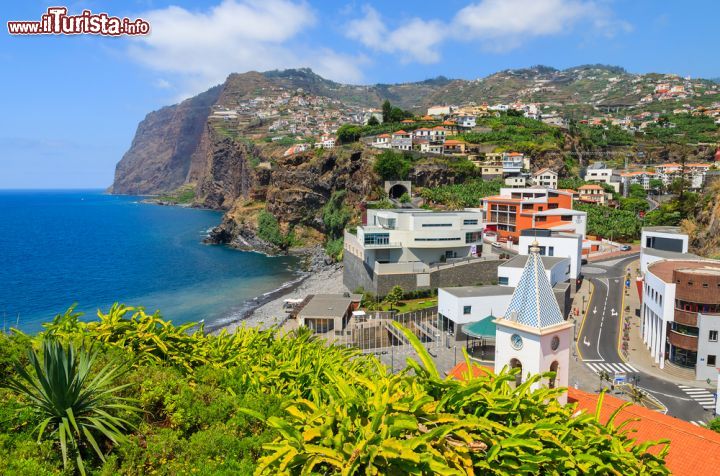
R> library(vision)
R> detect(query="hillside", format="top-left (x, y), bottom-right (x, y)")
top-left (111, 65), bottom-right (719, 255)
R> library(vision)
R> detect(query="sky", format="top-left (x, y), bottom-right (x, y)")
top-left (1, 0), bottom-right (719, 189)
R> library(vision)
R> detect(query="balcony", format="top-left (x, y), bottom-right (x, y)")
top-left (673, 308), bottom-right (698, 326)
top-left (667, 330), bottom-right (698, 352)
top-left (363, 241), bottom-right (402, 249)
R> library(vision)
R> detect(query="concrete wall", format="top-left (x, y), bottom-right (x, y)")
top-left (697, 313), bottom-right (720, 382)
top-left (343, 251), bottom-right (505, 296)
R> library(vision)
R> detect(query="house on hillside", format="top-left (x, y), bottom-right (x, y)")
top-left (577, 184), bottom-right (606, 205)
top-left (532, 169), bottom-right (558, 189)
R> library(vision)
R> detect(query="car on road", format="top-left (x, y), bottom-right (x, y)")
top-left (619, 245), bottom-right (632, 251)
top-left (491, 242), bottom-right (502, 249)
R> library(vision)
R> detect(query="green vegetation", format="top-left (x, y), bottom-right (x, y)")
top-left (574, 202), bottom-right (642, 241)
top-left (156, 184), bottom-right (196, 205)
top-left (708, 417), bottom-right (720, 434)
top-left (257, 210), bottom-right (294, 250)
top-left (374, 149), bottom-right (412, 180)
top-left (3, 338), bottom-right (139, 475)
top-left (377, 296), bottom-right (438, 313)
top-left (383, 285), bottom-right (404, 312)
top-left (0, 305), bottom-right (670, 474)
top-left (643, 114), bottom-right (719, 144)
top-left (420, 179), bottom-right (503, 208)
top-left (571, 122), bottom-right (635, 147)
top-left (557, 177), bottom-right (587, 190)
top-left (382, 99), bottom-right (413, 123)
top-left (457, 114), bottom-right (565, 154)
top-left (322, 191), bottom-right (352, 261)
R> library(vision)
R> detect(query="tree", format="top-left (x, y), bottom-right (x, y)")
top-left (373, 150), bottom-right (411, 180)
top-left (628, 183), bottom-right (647, 199)
top-left (648, 178), bottom-right (664, 194)
top-left (336, 124), bottom-right (362, 144)
top-left (2, 339), bottom-right (139, 475)
top-left (708, 417), bottom-right (720, 434)
top-left (367, 115), bottom-right (380, 126)
top-left (398, 192), bottom-right (411, 204)
top-left (598, 369), bottom-right (612, 391)
top-left (382, 100), bottom-right (392, 123)
top-left (384, 285), bottom-right (404, 311)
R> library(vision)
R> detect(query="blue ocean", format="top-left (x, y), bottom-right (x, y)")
top-left (0, 190), bottom-right (300, 333)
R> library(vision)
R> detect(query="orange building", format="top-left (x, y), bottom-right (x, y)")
top-left (482, 188), bottom-right (584, 243)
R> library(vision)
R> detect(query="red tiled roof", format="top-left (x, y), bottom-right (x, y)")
top-left (568, 388), bottom-right (720, 476)
top-left (507, 152), bottom-right (523, 156)
top-left (447, 361), bottom-right (493, 380)
top-left (578, 184), bottom-right (604, 190)
top-left (393, 130), bottom-right (409, 135)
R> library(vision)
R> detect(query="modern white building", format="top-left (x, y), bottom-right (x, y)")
top-left (456, 115), bottom-right (477, 128)
top-left (427, 105), bottom-right (452, 116)
top-left (494, 241), bottom-right (574, 403)
top-left (343, 208), bottom-right (486, 294)
top-left (532, 168), bottom-right (558, 189)
top-left (498, 255), bottom-right (570, 288)
top-left (504, 176), bottom-right (527, 188)
top-left (518, 228), bottom-right (583, 281)
top-left (640, 226), bottom-right (691, 274)
top-left (437, 286), bottom-right (515, 335)
top-left (642, 259), bottom-right (720, 380)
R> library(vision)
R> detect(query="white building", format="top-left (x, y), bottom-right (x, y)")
top-left (642, 259), bottom-right (720, 380)
top-left (427, 105), bottom-right (452, 116)
top-left (438, 286), bottom-right (515, 335)
top-left (345, 208), bottom-right (484, 273)
top-left (619, 171), bottom-right (655, 194)
top-left (498, 255), bottom-right (570, 288)
top-left (640, 226), bottom-right (691, 274)
top-left (456, 115), bottom-right (477, 128)
top-left (504, 176), bottom-right (526, 188)
top-left (518, 229), bottom-right (583, 281)
top-left (371, 133), bottom-right (391, 149)
top-left (532, 168), bottom-right (558, 189)
top-left (584, 162), bottom-right (619, 193)
top-left (494, 241), bottom-right (574, 403)
top-left (390, 130), bottom-right (412, 151)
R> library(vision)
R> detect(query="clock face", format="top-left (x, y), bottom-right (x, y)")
top-left (510, 333), bottom-right (523, 350)
top-left (551, 335), bottom-right (560, 351)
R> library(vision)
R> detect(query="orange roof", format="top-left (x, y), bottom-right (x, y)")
top-left (432, 126), bottom-right (447, 131)
top-left (377, 133), bottom-right (390, 138)
top-left (621, 171), bottom-right (650, 176)
top-left (507, 152), bottom-right (523, 156)
top-left (533, 221), bottom-right (573, 229)
top-left (657, 163), bottom-right (681, 168)
top-left (568, 388), bottom-right (720, 476)
top-left (392, 130), bottom-right (409, 135)
top-left (442, 120), bottom-right (456, 125)
top-left (401, 119), bottom-right (415, 123)
top-left (579, 184), bottom-right (604, 190)
top-left (447, 361), bottom-right (493, 380)
top-left (483, 195), bottom-right (523, 203)
top-left (444, 139), bottom-right (465, 145)
top-left (421, 115), bottom-right (434, 120)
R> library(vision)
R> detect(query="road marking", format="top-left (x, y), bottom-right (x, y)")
top-left (691, 421), bottom-right (707, 427)
top-left (677, 385), bottom-right (717, 409)
top-left (575, 280), bottom-right (595, 361)
top-left (585, 362), bottom-right (638, 375)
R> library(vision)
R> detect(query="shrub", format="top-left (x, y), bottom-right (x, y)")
top-left (374, 150), bottom-right (411, 180)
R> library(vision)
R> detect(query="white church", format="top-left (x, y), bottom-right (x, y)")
top-left (493, 241), bottom-right (574, 404)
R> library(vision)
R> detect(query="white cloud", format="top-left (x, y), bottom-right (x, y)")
top-left (128, 0), bottom-right (364, 99)
top-left (347, 6), bottom-right (445, 63)
top-left (346, 1), bottom-right (630, 60)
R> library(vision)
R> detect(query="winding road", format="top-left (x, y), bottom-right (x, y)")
top-left (577, 253), bottom-right (711, 423)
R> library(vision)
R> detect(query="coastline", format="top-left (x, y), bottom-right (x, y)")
top-left (213, 263), bottom-right (347, 334)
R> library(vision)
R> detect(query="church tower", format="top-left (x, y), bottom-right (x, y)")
top-left (493, 241), bottom-right (573, 403)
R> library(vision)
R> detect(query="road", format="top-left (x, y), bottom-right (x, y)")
top-left (577, 253), bottom-right (710, 423)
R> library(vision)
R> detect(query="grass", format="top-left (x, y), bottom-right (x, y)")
top-left (378, 297), bottom-right (438, 313)
top-left (156, 184), bottom-right (196, 204)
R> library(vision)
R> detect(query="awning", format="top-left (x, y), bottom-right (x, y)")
top-left (463, 315), bottom-right (497, 338)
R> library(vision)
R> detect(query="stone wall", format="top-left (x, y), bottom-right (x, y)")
top-left (344, 253), bottom-right (506, 297)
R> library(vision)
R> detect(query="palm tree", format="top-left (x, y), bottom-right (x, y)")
top-left (2, 338), bottom-right (140, 475)
top-left (598, 369), bottom-right (611, 391)
top-left (627, 384), bottom-right (646, 405)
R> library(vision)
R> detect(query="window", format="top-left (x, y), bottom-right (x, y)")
top-left (463, 305), bottom-right (472, 315)
top-left (703, 283), bottom-right (709, 288)
top-left (548, 246), bottom-right (555, 257)
top-left (422, 223), bottom-right (452, 227)
top-left (710, 330), bottom-right (718, 342)
top-left (465, 231), bottom-right (482, 243)
top-left (463, 219), bottom-right (478, 225)
top-left (415, 237), bottom-right (461, 241)
top-left (498, 277), bottom-right (509, 285)
top-left (708, 355), bottom-right (717, 367)
top-left (364, 233), bottom-right (390, 245)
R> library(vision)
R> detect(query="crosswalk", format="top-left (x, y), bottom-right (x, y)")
top-left (585, 361), bottom-right (639, 374)
top-left (677, 384), bottom-right (717, 410)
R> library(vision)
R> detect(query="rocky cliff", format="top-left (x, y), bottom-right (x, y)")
top-left (111, 85), bottom-right (222, 195)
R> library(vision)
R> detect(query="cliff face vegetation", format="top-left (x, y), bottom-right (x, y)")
top-left (684, 181), bottom-right (720, 258)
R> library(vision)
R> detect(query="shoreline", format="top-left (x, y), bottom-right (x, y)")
top-left (213, 263), bottom-right (347, 334)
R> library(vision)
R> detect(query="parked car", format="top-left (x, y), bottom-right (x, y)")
top-left (619, 245), bottom-right (631, 251)
top-left (491, 242), bottom-right (503, 249)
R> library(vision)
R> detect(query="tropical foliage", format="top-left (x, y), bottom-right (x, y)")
top-left (420, 179), bottom-right (503, 208)
top-left (0, 305), bottom-right (671, 475)
top-left (374, 149), bottom-right (412, 180)
top-left (574, 202), bottom-right (643, 240)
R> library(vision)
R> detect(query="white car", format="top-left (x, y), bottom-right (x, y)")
top-left (491, 242), bottom-right (503, 249)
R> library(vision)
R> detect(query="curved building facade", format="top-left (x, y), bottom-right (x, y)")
top-left (643, 260), bottom-right (720, 381)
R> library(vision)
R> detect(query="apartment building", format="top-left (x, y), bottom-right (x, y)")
top-left (482, 188), bottom-right (585, 243)
top-left (655, 163), bottom-right (711, 190)
top-left (584, 162), bottom-right (620, 192)
top-left (532, 168), bottom-right (558, 189)
top-left (640, 226), bottom-right (691, 274)
top-left (343, 209), bottom-right (500, 295)
top-left (577, 184), bottom-right (607, 205)
top-left (620, 171), bottom-right (655, 194)
top-left (642, 259), bottom-right (720, 381)
top-left (518, 228), bottom-right (584, 281)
